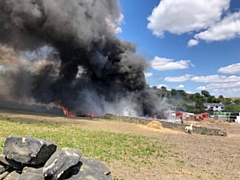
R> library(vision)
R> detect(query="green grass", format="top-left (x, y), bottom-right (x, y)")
top-left (189, 164), bottom-right (195, 168)
top-left (175, 159), bottom-right (185, 165)
top-left (0, 119), bottom-right (170, 166)
top-left (201, 131), bottom-right (209, 135)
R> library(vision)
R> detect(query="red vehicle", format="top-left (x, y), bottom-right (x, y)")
top-left (176, 112), bottom-right (183, 124)
top-left (195, 113), bottom-right (208, 121)
top-left (201, 113), bottom-right (208, 120)
top-left (176, 111), bottom-right (182, 118)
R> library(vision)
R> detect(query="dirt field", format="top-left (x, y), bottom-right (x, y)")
top-left (0, 109), bottom-right (240, 180)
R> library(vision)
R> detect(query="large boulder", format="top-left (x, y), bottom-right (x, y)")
top-left (3, 136), bottom-right (57, 165)
top-left (0, 136), bottom-right (112, 180)
top-left (18, 166), bottom-right (44, 180)
top-left (43, 148), bottom-right (81, 180)
top-left (18, 171), bottom-right (44, 180)
top-left (0, 164), bottom-right (6, 174)
top-left (0, 171), bottom-right (9, 179)
top-left (2, 171), bottom-right (20, 180)
top-left (67, 157), bottom-right (112, 180)
top-left (0, 154), bottom-right (22, 170)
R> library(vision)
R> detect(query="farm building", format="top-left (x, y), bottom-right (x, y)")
top-left (204, 103), bottom-right (225, 112)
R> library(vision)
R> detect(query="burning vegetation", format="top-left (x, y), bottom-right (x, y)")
top-left (0, 0), bottom-right (163, 118)
top-left (57, 104), bottom-right (76, 118)
top-left (58, 104), bottom-right (95, 118)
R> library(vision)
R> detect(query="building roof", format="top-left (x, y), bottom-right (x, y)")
top-left (203, 103), bottom-right (225, 107)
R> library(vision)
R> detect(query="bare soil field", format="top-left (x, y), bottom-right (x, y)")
top-left (0, 109), bottom-right (240, 180)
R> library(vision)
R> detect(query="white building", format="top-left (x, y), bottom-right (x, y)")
top-left (204, 103), bottom-right (225, 112)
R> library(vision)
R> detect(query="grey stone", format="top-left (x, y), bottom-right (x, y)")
top-left (0, 165), bottom-right (5, 174)
top-left (3, 171), bottom-right (20, 180)
top-left (18, 172), bottom-right (44, 180)
top-left (43, 148), bottom-right (81, 180)
top-left (0, 171), bottom-right (9, 180)
top-left (22, 166), bottom-right (43, 174)
top-left (1, 136), bottom-right (112, 180)
top-left (0, 155), bottom-right (22, 170)
top-left (3, 136), bottom-right (57, 165)
top-left (18, 166), bottom-right (44, 180)
top-left (66, 157), bottom-right (112, 180)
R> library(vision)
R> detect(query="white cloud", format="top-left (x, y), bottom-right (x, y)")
top-left (176, 84), bottom-right (184, 89)
top-left (188, 39), bottom-right (199, 47)
top-left (157, 84), bottom-right (168, 89)
top-left (201, 82), bottom-right (240, 96)
top-left (191, 75), bottom-right (240, 83)
top-left (194, 12), bottom-right (240, 42)
top-left (212, 88), bottom-right (240, 97)
top-left (151, 56), bottom-right (194, 71)
top-left (218, 63), bottom-right (240, 74)
top-left (144, 72), bottom-right (153, 78)
top-left (186, 90), bottom-right (194, 94)
top-left (147, 0), bottom-right (230, 37)
top-left (147, 0), bottom-right (240, 45)
top-left (193, 75), bottom-right (240, 97)
top-left (206, 81), bottom-right (240, 89)
top-left (164, 74), bottom-right (193, 82)
top-left (196, 86), bottom-right (206, 91)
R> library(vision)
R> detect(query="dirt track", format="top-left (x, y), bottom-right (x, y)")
top-left (0, 109), bottom-right (240, 180)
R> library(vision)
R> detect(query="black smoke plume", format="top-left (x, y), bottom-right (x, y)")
top-left (0, 0), bottom-right (162, 117)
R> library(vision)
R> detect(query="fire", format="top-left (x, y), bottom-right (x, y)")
top-left (58, 105), bottom-right (76, 117)
top-left (87, 113), bottom-right (95, 118)
top-left (57, 103), bottom-right (95, 118)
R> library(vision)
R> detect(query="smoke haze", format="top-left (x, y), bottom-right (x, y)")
top-left (0, 0), bottom-right (162, 117)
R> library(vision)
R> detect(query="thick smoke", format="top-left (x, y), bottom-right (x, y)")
top-left (0, 0), bottom-right (162, 117)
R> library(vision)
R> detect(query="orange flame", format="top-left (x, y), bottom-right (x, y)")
top-left (58, 105), bottom-right (76, 117)
top-left (87, 113), bottom-right (95, 118)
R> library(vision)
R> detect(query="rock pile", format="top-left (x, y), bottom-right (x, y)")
top-left (0, 136), bottom-right (111, 180)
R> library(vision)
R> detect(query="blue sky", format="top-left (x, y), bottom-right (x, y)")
top-left (117, 0), bottom-right (240, 98)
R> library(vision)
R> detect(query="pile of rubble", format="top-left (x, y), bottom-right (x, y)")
top-left (0, 136), bottom-right (111, 180)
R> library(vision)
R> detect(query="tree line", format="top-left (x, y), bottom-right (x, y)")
top-left (151, 86), bottom-right (240, 113)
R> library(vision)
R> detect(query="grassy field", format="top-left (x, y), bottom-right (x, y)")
top-left (0, 119), bottom-right (168, 165)
top-left (1, 110), bottom-right (240, 179)
top-left (0, 117), bottom-right (176, 179)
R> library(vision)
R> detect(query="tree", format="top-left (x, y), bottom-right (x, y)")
top-left (177, 90), bottom-right (187, 98)
top-left (218, 95), bottom-right (224, 99)
top-left (170, 89), bottom-right (177, 97)
top-left (212, 98), bottom-right (221, 103)
top-left (195, 93), bottom-right (202, 99)
top-left (224, 104), bottom-right (240, 112)
top-left (201, 90), bottom-right (210, 97)
top-left (160, 86), bottom-right (167, 91)
top-left (233, 98), bottom-right (240, 105)
top-left (222, 98), bottom-right (232, 105)
top-left (195, 99), bottom-right (205, 113)
top-left (189, 94), bottom-right (196, 101)
top-left (207, 96), bottom-right (215, 103)
top-left (152, 86), bottom-right (157, 90)
top-left (195, 92), bottom-right (205, 103)
top-left (186, 105), bottom-right (195, 113)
